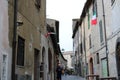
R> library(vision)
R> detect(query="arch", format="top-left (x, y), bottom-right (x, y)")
top-left (116, 37), bottom-right (120, 43)
top-left (89, 57), bottom-right (94, 74)
top-left (116, 38), bottom-right (120, 79)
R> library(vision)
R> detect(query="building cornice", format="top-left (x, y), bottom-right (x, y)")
top-left (72, 0), bottom-right (93, 38)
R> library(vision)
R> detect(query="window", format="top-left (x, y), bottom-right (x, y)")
top-left (92, 0), bottom-right (98, 17)
top-left (35, 0), bottom-right (41, 10)
top-left (83, 38), bottom-right (86, 51)
top-left (101, 58), bottom-right (108, 77)
top-left (111, 0), bottom-right (115, 6)
top-left (99, 20), bottom-right (104, 43)
top-left (80, 43), bottom-right (83, 53)
top-left (88, 10), bottom-right (90, 29)
top-left (2, 55), bottom-right (7, 80)
top-left (17, 36), bottom-right (25, 66)
top-left (89, 35), bottom-right (92, 48)
top-left (96, 53), bottom-right (99, 64)
top-left (48, 53), bottom-right (52, 73)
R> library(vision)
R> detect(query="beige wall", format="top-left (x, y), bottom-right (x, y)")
top-left (80, 0), bottom-right (119, 78)
top-left (8, 0), bottom-right (46, 79)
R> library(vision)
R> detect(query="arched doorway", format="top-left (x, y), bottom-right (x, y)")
top-left (48, 48), bottom-right (52, 80)
top-left (116, 41), bottom-right (120, 79)
top-left (89, 58), bottom-right (94, 74)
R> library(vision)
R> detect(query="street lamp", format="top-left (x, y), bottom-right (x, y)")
top-left (17, 21), bottom-right (23, 26)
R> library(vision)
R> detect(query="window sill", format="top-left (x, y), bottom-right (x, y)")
top-left (16, 65), bottom-right (25, 68)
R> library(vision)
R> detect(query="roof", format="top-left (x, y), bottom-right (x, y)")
top-left (72, 0), bottom-right (93, 38)
top-left (46, 18), bottom-right (59, 43)
top-left (58, 44), bottom-right (67, 62)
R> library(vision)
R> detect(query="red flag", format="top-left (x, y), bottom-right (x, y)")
top-left (91, 11), bottom-right (97, 25)
top-left (45, 32), bottom-right (56, 38)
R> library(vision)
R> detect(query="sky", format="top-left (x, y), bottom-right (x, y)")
top-left (46, 0), bottom-right (86, 51)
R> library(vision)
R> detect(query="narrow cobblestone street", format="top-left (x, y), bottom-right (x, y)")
top-left (62, 75), bottom-right (85, 80)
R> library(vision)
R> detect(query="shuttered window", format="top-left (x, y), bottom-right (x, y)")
top-left (99, 20), bottom-right (104, 43)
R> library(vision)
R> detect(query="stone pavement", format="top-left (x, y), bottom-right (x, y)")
top-left (62, 75), bottom-right (85, 80)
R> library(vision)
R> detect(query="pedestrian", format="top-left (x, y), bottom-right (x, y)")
top-left (56, 63), bottom-right (63, 80)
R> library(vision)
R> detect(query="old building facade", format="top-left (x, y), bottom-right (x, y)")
top-left (0, 0), bottom-right (60, 80)
top-left (8, 0), bottom-right (46, 80)
top-left (72, 19), bottom-right (81, 75)
top-left (43, 18), bottom-right (60, 80)
top-left (63, 51), bottom-right (74, 69)
top-left (72, 0), bottom-right (120, 79)
top-left (108, 0), bottom-right (120, 79)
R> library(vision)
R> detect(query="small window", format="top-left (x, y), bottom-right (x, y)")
top-left (80, 43), bottom-right (82, 53)
top-left (89, 35), bottom-right (92, 48)
top-left (3, 55), bottom-right (7, 63)
top-left (88, 10), bottom-right (90, 29)
top-left (96, 53), bottom-right (99, 64)
top-left (17, 36), bottom-right (25, 66)
top-left (111, 0), bottom-right (115, 6)
top-left (2, 55), bottom-right (7, 80)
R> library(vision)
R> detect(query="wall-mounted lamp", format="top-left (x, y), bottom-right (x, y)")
top-left (17, 21), bottom-right (23, 26)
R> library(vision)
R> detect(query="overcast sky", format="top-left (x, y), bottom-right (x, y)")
top-left (46, 0), bottom-right (86, 51)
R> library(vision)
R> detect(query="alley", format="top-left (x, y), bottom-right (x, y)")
top-left (62, 75), bottom-right (85, 80)
top-left (1, 0), bottom-right (120, 80)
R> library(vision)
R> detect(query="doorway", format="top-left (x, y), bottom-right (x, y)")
top-left (42, 47), bottom-right (45, 80)
top-left (116, 42), bottom-right (120, 79)
top-left (48, 48), bottom-right (52, 80)
top-left (89, 58), bottom-right (94, 74)
top-left (34, 49), bottom-right (39, 80)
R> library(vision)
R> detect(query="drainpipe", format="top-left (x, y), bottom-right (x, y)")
top-left (78, 26), bottom-right (80, 76)
top-left (12, 0), bottom-right (18, 80)
top-left (102, 0), bottom-right (109, 76)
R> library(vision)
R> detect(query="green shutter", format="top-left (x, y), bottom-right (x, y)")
top-left (101, 58), bottom-right (108, 77)
top-left (88, 10), bottom-right (90, 29)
